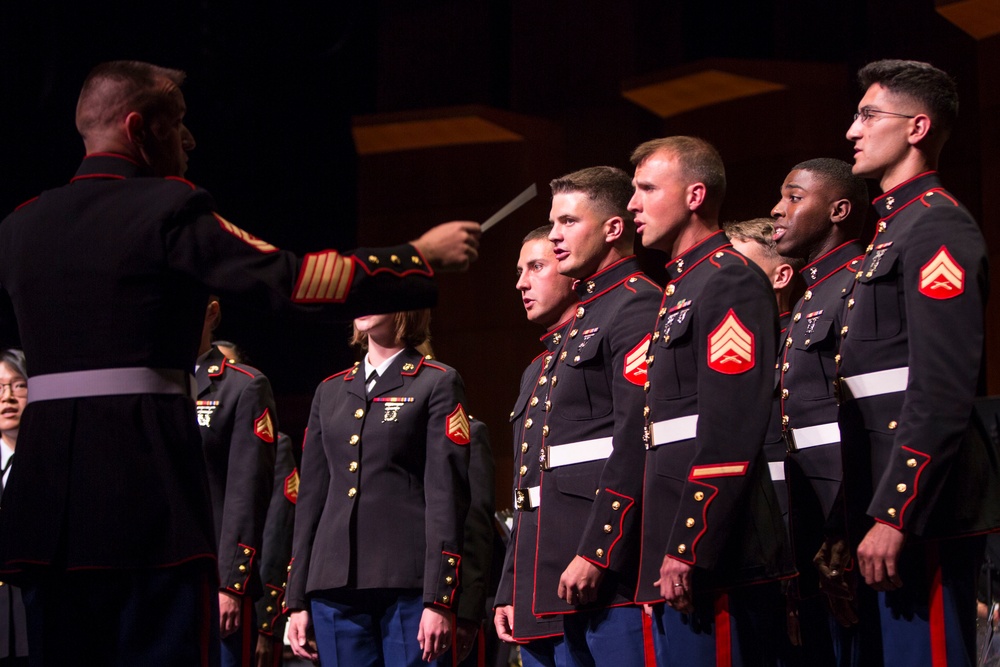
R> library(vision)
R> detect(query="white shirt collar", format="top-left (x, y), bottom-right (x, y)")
top-left (363, 348), bottom-right (406, 382)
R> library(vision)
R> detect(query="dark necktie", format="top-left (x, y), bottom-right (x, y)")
top-left (366, 370), bottom-right (379, 396)
top-left (0, 453), bottom-right (13, 498)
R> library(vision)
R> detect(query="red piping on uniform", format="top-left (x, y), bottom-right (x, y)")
top-left (921, 189), bottom-right (957, 207)
top-left (715, 592), bottom-right (732, 667)
top-left (677, 481), bottom-right (719, 566)
top-left (895, 445), bottom-right (931, 529)
top-left (14, 196), bottom-right (39, 211)
top-left (642, 611), bottom-right (656, 666)
top-left (873, 171), bottom-right (936, 205)
top-left (580, 489), bottom-right (633, 568)
top-left (84, 151), bottom-right (140, 164)
top-left (165, 175), bottom-right (197, 190)
top-left (70, 173), bottom-right (127, 182)
top-left (927, 542), bottom-right (948, 667)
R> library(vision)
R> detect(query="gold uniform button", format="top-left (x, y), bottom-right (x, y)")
top-left (271, 589), bottom-right (279, 597)
top-left (803, 290), bottom-right (812, 301)
top-left (542, 425), bottom-right (550, 436)
top-left (551, 377), bottom-right (558, 387)
top-left (576, 307), bottom-right (585, 318)
top-left (782, 415), bottom-right (789, 426)
top-left (448, 557), bottom-right (457, 566)
top-left (368, 255), bottom-right (379, 264)
top-left (349, 461), bottom-right (358, 472)
top-left (867, 244), bottom-right (874, 253)
top-left (391, 254), bottom-right (401, 264)
top-left (793, 313), bottom-right (801, 322)
top-left (244, 548), bottom-right (251, 555)
top-left (544, 401), bottom-right (552, 412)
top-left (659, 308), bottom-right (668, 318)
top-left (603, 524), bottom-right (613, 533)
top-left (266, 605), bottom-right (274, 613)
top-left (879, 221), bottom-right (887, 232)
top-left (677, 544), bottom-right (687, 554)
top-left (841, 326), bottom-right (849, 336)
top-left (887, 508), bottom-right (897, 517)
top-left (354, 408), bottom-right (364, 419)
top-left (445, 575), bottom-right (454, 585)
top-left (666, 285), bottom-right (676, 296)
top-left (644, 381), bottom-right (650, 392)
top-left (519, 465), bottom-right (528, 476)
top-left (782, 363), bottom-right (789, 372)
top-left (441, 595), bottom-right (450, 604)
top-left (786, 338), bottom-right (793, 348)
top-left (509, 411), bottom-right (515, 419)
top-left (234, 583), bottom-right (242, 591)
top-left (262, 622), bottom-right (270, 630)
top-left (530, 396), bottom-right (539, 407)
top-left (347, 487), bottom-right (357, 498)
top-left (848, 298), bottom-right (855, 309)
top-left (685, 518), bottom-right (695, 528)
top-left (897, 483), bottom-right (907, 493)
top-left (611, 501), bottom-right (621, 510)
top-left (239, 564), bottom-right (246, 572)
top-left (544, 355), bottom-right (553, 366)
top-left (804, 339), bottom-right (811, 346)
top-left (521, 442), bottom-right (529, 453)
top-left (570, 329), bottom-right (579, 338)
top-left (782, 389), bottom-right (789, 399)
top-left (411, 255), bottom-right (422, 265)
top-left (652, 331), bottom-right (660, 342)
top-left (835, 354), bottom-right (841, 365)
top-left (643, 406), bottom-right (650, 418)
top-left (349, 434), bottom-right (360, 445)
top-left (525, 418), bottom-right (533, 429)
top-left (560, 351), bottom-right (568, 361)
top-left (888, 421), bottom-right (898, 430)
top-left (596, 548), bottom-right (604, 558)
top-left (629, 276), bottom-right (638, 283)
top-left (538, 376), bottom-right (547, 386)
top-left (574, 355), bottom-right (581, 363)
top-left (694, 492), bottom-right (704, 501)
top-left (907, 458), bottom-right (918, 468)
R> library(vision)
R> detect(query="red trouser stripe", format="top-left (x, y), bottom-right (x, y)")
top-left (927, 543), bottom-right (947, 667)
top-left (642, 608), bottom-right (656, 666)
top-left (714, 593), bottom-right (732, 667)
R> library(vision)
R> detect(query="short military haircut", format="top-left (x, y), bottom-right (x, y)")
top-left (351, 309), bottom-right (432, 350)
top-left (76, 60), bottom-right (187, 138)
top-left (549, 166), bottom-right (635, 224)
top-left (630, 136), bottom-right (727, 211)
top-left (858, 59), bottom-right (958, 135)
top-left (792, 157), bottom-right (869, 234)
top-left (522, 224), bottom-right (554, 245)
top-left (724, 218), bottom-right (805, 271)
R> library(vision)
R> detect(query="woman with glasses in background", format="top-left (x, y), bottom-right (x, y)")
top-left (0, 349), bottom-right (28, 666)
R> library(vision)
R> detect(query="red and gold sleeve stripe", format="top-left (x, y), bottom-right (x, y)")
top-left (293, 251), bottom-right (356, 303)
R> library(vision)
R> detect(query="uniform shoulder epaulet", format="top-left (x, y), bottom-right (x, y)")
top-left (846, 256), bottom-right (864, 273)
top-left (919, 188), bottom-right (959, 208)
top-left (421, 360), bottom-right (450, 374)
top-left (164, 175), bottom-right (198, 191)
top-left (13, 196), bottom-right (39, 212)
top-left (710, 248), bottom-right (749, 268)
top-left (325, 366), bottom-right (357, 383)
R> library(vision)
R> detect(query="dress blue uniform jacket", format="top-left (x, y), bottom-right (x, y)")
top-left (287, 348), bottom-right (471, 612)
top-left (0, 153), bottom-right (438, 579)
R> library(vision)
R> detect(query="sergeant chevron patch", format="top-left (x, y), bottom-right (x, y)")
top-left (446, 404), bottom-right (471, 445)
top-left (254, 408), bottom-right (276, 443)
top-left (623, 334), bottom-right (651, 386)
top-left (707, 309), bottom-right (754, 374)
top-left (284, 469), bottom-right (299, 503)
top-left (919, 246), bottom-right (964, 299)
top-left (214, 213), bottom-right (278, 252)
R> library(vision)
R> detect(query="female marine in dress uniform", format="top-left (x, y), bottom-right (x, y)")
top-left (286, 310), bottom-right (471, 666)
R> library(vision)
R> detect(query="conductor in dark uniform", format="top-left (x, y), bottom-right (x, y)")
top-left (0, 60), bottom-right (480, 665)
top-left (628, 136), bottom-right (791, 666)
top-left (196, 300), bottom-right (278, 667)
top-left (494, 224), bottom-right (579, 666)
top-left (838, 59), bottom-right (1000, 665)
top-left (770, 158), bottom-right (873, 665)
top-left (532, 167), bottom-right (661, 665)
top-left (286, 309), bottom-right (471, 666)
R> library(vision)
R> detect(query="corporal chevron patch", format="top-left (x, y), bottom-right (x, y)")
top-left (214, 213), bottom-right (278, 252)
top-left (919, 246), bottom-right (964, 299)
top-left (284, 469), bottom-right (300, 503)
top-left (446, 404), bottom-right (471, 445)
top-left (254, 408), bottom-right (276, 443)
top-left (293, 251), bottom-right (355, 303)
top-left (623, 334), bottom-right (651, 386)
top-left (707, 309), bottom-right (754, 374)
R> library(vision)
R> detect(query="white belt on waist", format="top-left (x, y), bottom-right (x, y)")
top-left (28, 367), bottom-right (196, 403)
top-left (787, 421), bottom-right (840, 452)
top-left (544, 436), bottom-right (613, 470)
top-left (768, 461), bottom-right (786, 482)
top-left (841, 367), bottom-right (908, 400)
top-left (513, 486), bottom-right (541, 510)
top-left (647, 415), bottom-right (699, 449)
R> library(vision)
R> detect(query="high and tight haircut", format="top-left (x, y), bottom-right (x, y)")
top-left (630, 136), bottom-right (727, 213)
top-left (76, 60), bottom-right (187, 138)
top-left (350, 309), bottom-right (432, 351)
top-left (858, 59), bottom-right (958, 135)
top-left (724, 218), bottom-right (805, 271)
top-left (522, 224), bottom-right (554, 245)
top-left (0, 349), bottom-right (26, 379)
top-left (792, 157), bottom-right (869, 234)
top-left (549, 166), bottom-right (635, 224)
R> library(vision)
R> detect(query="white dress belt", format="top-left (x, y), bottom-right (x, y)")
top-left (544, 436), bottom-right (613, 470)
top-left (840, 366), bottom-right (909, 400)
top-left (786, 421), bottom-right (840, 451)
top-left (647, 415), bottom-right (699, 450)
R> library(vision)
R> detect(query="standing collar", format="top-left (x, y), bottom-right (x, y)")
top-left (799, 241), bottom-right (864, 288)
top-left (72, 153), bottom-right (145, 182)
top-left (873, 171), bottom-right (941, 219)
top-left (575, 255), bottom-right (641, 302)
top-left (665, 230), bottom-right (731, 282)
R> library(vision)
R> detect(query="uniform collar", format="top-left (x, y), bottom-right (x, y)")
top-left (665, 229), bottom-right (731, 283)
top-left (71, 153), bottom-right (145, 182)
top-left (196, 346), bottom-right (227, 395)
top-left (799, 241), bottom-right (864, 288)
top-left (539, 317), bottom-right (574, 351)
top-left (873, 171), bottom-right (942, 220)
top-left (575, 256), bottom-right (641, 303)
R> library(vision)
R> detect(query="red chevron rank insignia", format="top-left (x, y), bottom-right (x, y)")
top-left (623, 334), bottom-right (651, 386)
top-left (919, 246), bottom-right (964, 299)
top-left (446, 405), bottom-right (471, 445)
top-left (707, 309), bottom-right (754, 374)
top-left (214, 213), bottom-right (278, 253)
top-left (284, 469), bottom-right (300, 503)
top-left (254, 408), bottom-right (276, 443)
